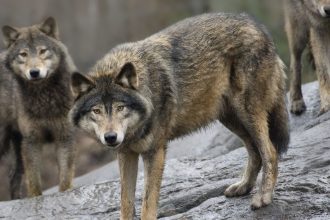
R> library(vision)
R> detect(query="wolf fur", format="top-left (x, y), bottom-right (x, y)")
top-left (71, 13), bottom-right (289, 219)
top-left (284, 0), bottom-right (330, 115)
top-left (0, 17), bottom-right (77, 198)
top-left (0, 53), bottom-right (22, 199)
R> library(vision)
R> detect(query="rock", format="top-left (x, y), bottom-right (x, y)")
top-left (45, 122), bottom-right (235, 194)
top-left (0, 81), bottom-right (329, 220)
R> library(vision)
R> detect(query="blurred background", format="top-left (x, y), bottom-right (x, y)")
top-left (0, 0), bottom-right (316, 200)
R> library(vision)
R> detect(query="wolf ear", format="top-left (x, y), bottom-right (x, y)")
top-left (2, 25), bottom-right (19, 48)
top-left (115, 63), bottom-right (138, 89)
top-left (71, 72), bottom-right (94, 99)
top-left (39, 17), bottom-right (59, 39)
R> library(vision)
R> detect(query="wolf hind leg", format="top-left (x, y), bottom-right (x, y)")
top-left (219, 109), bottom-right (262, 197)
top-left (244, 111), bottom-right (278, 209)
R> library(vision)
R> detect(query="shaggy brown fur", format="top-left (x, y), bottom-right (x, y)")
top-left (71, 13), bottom-right (289, 219)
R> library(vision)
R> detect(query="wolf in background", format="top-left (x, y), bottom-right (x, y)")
top-left (71, 13), bottom-right (289, 220)
top-left (0, 17), bottom-right (77, 198)
top-left (285, 0), bottom-right (330, 115)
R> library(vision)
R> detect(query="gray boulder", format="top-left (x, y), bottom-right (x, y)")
top-left (44, 122), bottom-right (236, 193)
top-left (0, 81), bottom-right (329, 220)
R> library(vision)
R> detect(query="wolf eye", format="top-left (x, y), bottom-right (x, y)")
top-left (39, 49), bottom-right (48, 55)
top-left (19, 52), bottom-right (28, 57)
top-left (117, 106), bottom-right (125, 112)
top-left (92, 109), bottom-right (101, 114)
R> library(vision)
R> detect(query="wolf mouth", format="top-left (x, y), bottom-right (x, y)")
top-left (105, 143), bottom-right (122, 150)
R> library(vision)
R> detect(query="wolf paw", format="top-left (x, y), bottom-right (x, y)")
top-left (290, 99), bottom-right (306, 115)
top-left (224, 181), bottom-right (253, 197)
top-left (319, 105), bottom-right (330, 116)
top-left (250, 192), bottom-right (273, 210)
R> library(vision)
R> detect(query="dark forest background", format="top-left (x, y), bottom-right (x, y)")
top-left (0, 0), bottom-right (315, 200)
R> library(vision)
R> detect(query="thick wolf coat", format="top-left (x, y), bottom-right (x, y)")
top-left (0, 17), bottom-right (76, 198)
top-left (71, 13), bottom-right (289, 219)
top-left (285, 0), bottom-right (330, 114)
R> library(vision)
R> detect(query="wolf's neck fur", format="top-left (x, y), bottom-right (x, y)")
top-left (15, 59), bottom-right (72, 119)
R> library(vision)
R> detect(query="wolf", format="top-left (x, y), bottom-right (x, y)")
top-left (284, 0), bottom-right (330, 115)
top-left (0, 17), bottom-right (77, 198)
top-left (70, 13), bottom-right (289, 219)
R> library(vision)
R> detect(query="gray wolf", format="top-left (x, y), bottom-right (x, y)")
top-left (284, 0), bottom-right (330, 115)
top-left (0, 17), bottom-right (77, 198)
top-left (70, 13), bottom-right (289, 219)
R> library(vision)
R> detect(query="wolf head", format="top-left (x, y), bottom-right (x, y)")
top-left (2, 17), bottom-right (63, 81)
top-left (304, 0), bottom-right (330, 17)
top-left (70, 62), bottom-right (152, 149)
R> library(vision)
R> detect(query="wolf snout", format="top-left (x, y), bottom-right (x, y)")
top-left (104, 132), bottom-right (118, 146)
top-left (30, 69), bottom-right (40, 79)
top-left (319, 6), bottom-right (330, 17)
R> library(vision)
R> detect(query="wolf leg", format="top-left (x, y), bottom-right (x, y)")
top-left (21, 138), bottom-right (42, 197)
top-left (310, 29), bottom-right (330, 114)
top-left (141, 145), bottom-right (166, 220)
top-left (56, 136), bottom-right (75, 192)
top-left (219, 112), bottom-right (261, 197)
top-left (224, 140), bottom-right (261, 197)
top-left (248, 112), bottom-right (278, 210)
top-left (318, 78), bottom-right (330, 114)
top-left (118, 150), bottom-right (139, 220)
top-left (10, 132), bottom-right (23, 199)
top-left (0, 126), bottom-right (22, 199)
top-left (285, 9), bottom-right (308, 114)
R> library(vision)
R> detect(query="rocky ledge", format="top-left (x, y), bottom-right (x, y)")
top-left (0, 81), bottom-right (329, 220)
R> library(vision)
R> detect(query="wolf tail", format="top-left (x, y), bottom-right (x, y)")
top-left (269, 100), bottom-right (290, 155)
top-left (268, 57), bottom-right (290, 155)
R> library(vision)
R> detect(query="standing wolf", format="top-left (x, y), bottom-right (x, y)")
top-left (0, 17), bottom-right (76, 198)
top-left (71, 13), bottom-right (289, 219)
top-left (285, 0), bottom-right (330, 115)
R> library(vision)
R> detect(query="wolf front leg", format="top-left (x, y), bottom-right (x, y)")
top-left (56, 135), bottom-right (75, 192)
top-left (118, 150), bottom-right (139, 220)
top-left (10, 133), bottom-right (24, 199)
top-left (284, 4), bottom-right (309, 115)
top-left (310, 28), bottom-right (330, 114)
top-left (21, 138), bottom-right (42, 197)
top-left (141, 145), bottom-right (166, 220)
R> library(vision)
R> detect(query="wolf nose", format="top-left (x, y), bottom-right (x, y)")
top-left (320, 5), bottom-right (330, 17)
top-left (30, 69), bottom-right (40, 78)
top-left (104, 132), bottom-right (117, 145)
top-left (324, 6), bottom-right (330, 16)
